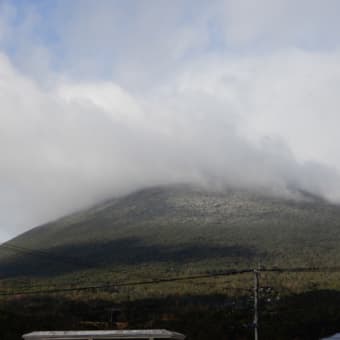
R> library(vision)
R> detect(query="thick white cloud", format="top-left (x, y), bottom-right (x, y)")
top-left (1, 46), bottom-right (340, 241)
top-left (176, 49), bottom-right (340, 167)
top-left (1, 0), bottom-right (340, 241)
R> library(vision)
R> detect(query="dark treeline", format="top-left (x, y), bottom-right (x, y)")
top-left (1, 290), bottom-right (340, 340)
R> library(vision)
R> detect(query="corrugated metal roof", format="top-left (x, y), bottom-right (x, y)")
top-left (22, 329), bottom-right (185, 339)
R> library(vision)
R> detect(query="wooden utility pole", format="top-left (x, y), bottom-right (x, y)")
top-left (254, 269), bottom-right (259, 340)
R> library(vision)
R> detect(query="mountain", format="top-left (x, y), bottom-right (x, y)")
top-left (1, 185), bottom-right (340, 278)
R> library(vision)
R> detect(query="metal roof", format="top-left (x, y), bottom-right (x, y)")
top-left (22, 329), bottom-right (186, 339)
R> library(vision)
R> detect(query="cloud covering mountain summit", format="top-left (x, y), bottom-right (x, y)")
top-left (1, 0), bottom-right (340, 240)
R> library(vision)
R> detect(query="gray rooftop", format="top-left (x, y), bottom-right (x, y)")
top-left (22, 329), bottom-right (186, 340)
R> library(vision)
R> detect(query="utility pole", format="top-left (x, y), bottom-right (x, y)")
top-left (253, 269), bottom-right (259, 340)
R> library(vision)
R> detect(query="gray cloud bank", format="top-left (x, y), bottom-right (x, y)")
top-left (1, 48), bottom-right (340, 240)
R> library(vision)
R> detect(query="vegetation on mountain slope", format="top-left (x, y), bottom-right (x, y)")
top-left (1, 185), bottom-right (340, 279)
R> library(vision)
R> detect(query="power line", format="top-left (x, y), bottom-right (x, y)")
top-left (261, 266), bottom-right (340, 273)
top-left (2, 265), bottom-right (340, 297)
top-left (0, 269), bottom-right (253, 297)
top-left (3, 242), bottom-right (340, 299)
top-left (2, 265), bottom-right (339, 340)
top-left (2, 263), bottom-right (340, 340)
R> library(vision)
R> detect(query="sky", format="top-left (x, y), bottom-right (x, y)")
top-left (1, 0), bottom-right (340, 242)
